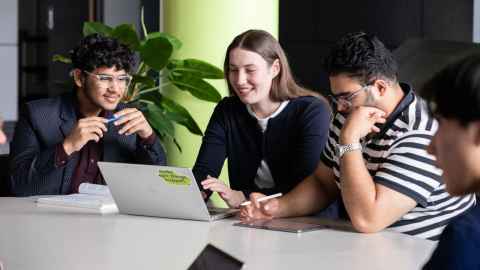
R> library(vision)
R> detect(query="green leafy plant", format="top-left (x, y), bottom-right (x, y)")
top-left (53, 14), bottom-right (224, 152)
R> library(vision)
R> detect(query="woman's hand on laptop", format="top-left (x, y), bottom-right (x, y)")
top-left (201, 176), bottom-right (246, 208)
top-left (239, 192), bottom-right (279, 221)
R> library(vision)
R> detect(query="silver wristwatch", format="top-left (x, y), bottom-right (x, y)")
top-left (336, 143), bottom-right (362, 158)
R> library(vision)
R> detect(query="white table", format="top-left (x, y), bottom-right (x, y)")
top-left (0, 198), bottom-right (435, 270)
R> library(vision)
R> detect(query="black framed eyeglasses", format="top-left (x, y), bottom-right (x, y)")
top-left (328, 84), bottom-right (371, 111)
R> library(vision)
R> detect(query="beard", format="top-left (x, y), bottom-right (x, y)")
top-left (363, 87), bottom-right (378, 107)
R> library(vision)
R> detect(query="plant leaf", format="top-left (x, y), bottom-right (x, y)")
top-left (144, 104), bottom-right (183, 152)
top-left (139, 92), bottom-right (203, 135)
top-left (172, 137), bottom-right (182, 153)
top-left (145, 104), bottom-right (175, 138)
top-left (52, 54), bottom-right (71, 64)
top-left (140, 37), bottom-right (173, 71)
top-left (160, 96), bottom-right (203, 135)
top-left (132, 75), bottom-right (156, 89)
top-left (147, 32), bottom-right (182, 50)
top-left (111, 24), bottom-right (140, 50)
top-left (169, 59), bottom-right (224, 79)
top-left (83, 22), bottom-right (113, 36)
top-left (170, 74), bottom-right (222, 102)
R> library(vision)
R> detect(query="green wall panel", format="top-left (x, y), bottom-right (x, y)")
top-left (163, 0), bottom-right (278, 206)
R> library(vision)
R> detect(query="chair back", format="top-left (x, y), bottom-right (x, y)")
top-left (0, 154), bottom-right (10, 196)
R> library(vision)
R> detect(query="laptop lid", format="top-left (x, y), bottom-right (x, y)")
top-left (98, 162), bottom-right (212, 221)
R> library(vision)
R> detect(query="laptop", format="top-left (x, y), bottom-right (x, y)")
top-left (97, 162), bottom-right (238, 221)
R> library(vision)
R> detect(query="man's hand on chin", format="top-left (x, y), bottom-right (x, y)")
top-left (340, 106), bottom-right (386, 144)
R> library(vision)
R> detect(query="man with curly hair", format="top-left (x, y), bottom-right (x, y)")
top-left (241, 32), bottom-right (475, 240)
top-left (9, 34), bottom-right (166, 196)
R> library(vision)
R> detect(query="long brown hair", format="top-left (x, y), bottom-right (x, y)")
top-left (224, 29), bottom-right (320, 101)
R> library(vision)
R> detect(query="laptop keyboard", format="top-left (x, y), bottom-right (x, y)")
top-left (208, 208), bottom-right (229, 215)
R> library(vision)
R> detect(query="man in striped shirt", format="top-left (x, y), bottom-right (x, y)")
top-left (240, 32), bottom-right (475, 240)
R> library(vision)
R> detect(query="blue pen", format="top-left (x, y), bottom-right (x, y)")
top-left (106, 115), bottom-right (121, 124)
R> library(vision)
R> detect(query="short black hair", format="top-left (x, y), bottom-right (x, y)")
top-left (421, 54), bottom-right (480, 125)
top-left (70, 33), bottom-right (135, 73)
top-left (323, 32), bottom-right (398, 85)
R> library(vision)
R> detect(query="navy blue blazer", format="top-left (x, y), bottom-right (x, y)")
top-left (9, 93), bottom-right (167, 196)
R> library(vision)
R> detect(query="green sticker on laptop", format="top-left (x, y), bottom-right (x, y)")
top-left (159, 170), bottom-right (191, 186)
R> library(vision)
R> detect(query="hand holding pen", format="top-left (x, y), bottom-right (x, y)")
top-left (62, 116), bottom-right (109, 155)
top-left (239, 193), bottom-right (282, 206)
top-left (62, 107), bottom-right (153, 155)
top-left (239, 192), bottom-right (283, 221)
top-left (111, 107), bottom-right (153, 139)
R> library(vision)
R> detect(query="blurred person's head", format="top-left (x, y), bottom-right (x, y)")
top-left (0, 117), bottom-right (6, 145)
top-left (69, 34), bottom-right (135, 113)
top-left (323, 32), bottom-right (401, 115)
top-left (224, 29), bottom-right (318, 108)
top-left (423, 54), bottom-right (480, 195)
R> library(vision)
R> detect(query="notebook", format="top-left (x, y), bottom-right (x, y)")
top-left (36, 183), bottom-right (119, 214)
top-left (97, 162), bottom-right (238, 221)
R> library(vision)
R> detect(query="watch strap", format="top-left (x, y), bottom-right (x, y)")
top-left (338, 142), bottom-right (362, 158)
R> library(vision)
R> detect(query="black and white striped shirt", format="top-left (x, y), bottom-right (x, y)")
top-left (321, 83), bottom-right (476, 240)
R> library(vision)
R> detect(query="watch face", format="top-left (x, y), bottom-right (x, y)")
top-left (335, 145), bottom-right (342, 157)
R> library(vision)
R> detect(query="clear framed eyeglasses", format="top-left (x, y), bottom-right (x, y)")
top-left (83, 70), bottom-right (132, 90)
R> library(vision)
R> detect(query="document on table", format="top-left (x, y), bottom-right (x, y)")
top-left (36, 183), bottom-right (118, 214)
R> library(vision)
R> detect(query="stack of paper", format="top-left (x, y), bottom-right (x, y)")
top-left (36, 183), bottom-right (118, 214)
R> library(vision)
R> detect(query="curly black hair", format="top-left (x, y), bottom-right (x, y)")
top-left (70, 33), bottom-right (135, 73)
top-left (323, 32), bottom-right (398, 85)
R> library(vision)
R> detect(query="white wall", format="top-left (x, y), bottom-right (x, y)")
top-left (0, 0), bottom-right (18, 121)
